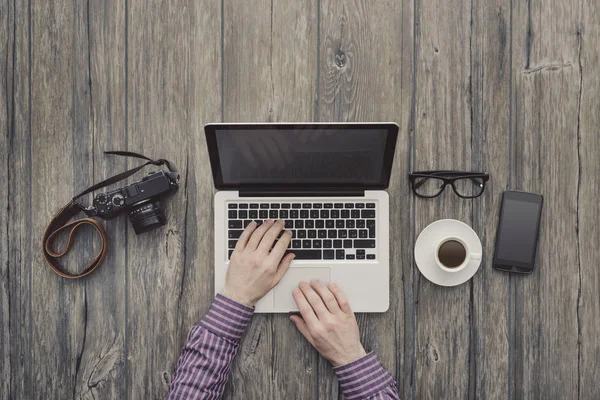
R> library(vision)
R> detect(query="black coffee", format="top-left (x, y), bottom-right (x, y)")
top-left (438, 240), bottom-right (467, 268)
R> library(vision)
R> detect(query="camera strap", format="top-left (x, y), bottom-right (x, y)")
top-left (42, 151), bottom-right (178, 279)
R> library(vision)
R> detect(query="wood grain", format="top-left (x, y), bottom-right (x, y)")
top-left (29, 0), bottom-right (94, 398)
top-left (576, 1), bottom-right (600, 398)
top-left (511, 0), bottom-right (581, 397)
top-left (318, 1), bottom-right (413, 398)
top-left (413, 0), bottom-right (474, 397)
top-left (469, 0), bottom-right (512, 398)
top-left (222, 0), bottom-right (319, 398)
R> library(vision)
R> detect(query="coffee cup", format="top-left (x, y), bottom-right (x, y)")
top-left (435, 236), bottom-right (482, 273)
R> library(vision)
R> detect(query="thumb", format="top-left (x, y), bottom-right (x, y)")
top-left (274, 253), bottom-right (295, 283)
top-left (290, 315), bottom-right (314, 346)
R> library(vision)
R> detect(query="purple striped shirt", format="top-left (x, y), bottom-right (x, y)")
top-left (166, 294), bottom-right (400, 399)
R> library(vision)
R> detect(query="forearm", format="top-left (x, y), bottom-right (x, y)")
top-left (333, 352), bottom-right (400, 400)
top-left (166, 294), bottom-right (254, 400)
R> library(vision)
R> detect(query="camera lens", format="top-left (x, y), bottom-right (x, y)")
top-left (128, 200), bottom-right (167, 234)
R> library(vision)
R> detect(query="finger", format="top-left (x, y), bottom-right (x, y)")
top-left (299, 281), bottom-right (330, 320)
top-left (274, 253), bottom-right (295, 282)
top-left (328, 282), bottom-right (354, 315)
top-left (246, 219), bottom-right (275, 251)
top-left (310, 280), bottom-right (342, 315)
top-left (292, 287), bottom-right (319, 326)
top-left (234, 221), bottom-right (257, 252)
top-left (290, 315), bottom-right (314, 346)
top-left (269, 229), bottom-right (292, 263)
top-left (257, 220), bottom-right (285, 254)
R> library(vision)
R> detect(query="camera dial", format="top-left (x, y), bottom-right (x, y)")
top-left (96, 193), bottom-right (108, 205)
top-left (112, 193), bottom-right (125, 206)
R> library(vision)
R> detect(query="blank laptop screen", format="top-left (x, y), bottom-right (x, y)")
top-left (212, 126), bottom-right (391, 186)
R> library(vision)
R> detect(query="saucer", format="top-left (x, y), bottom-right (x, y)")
top-left (414, 219), bottom-right (482, 287)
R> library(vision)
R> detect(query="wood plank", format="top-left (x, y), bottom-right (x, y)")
top-left (413, 0), bottom-right (473, 397)
top-left (1, 0), bottom-right (12, 396)
top-left (469, 0), bottom-right (512, 398)
top-left (71, 1), bottom-right (128, 398)
top-left (577, 1), bottom-right (600, 397)
top-left (318, 0), bottom-right (412, 398)
top-left (29, 0), bottom-right (93, 397)
top-left (126, 0), bottom-right (221, 398)
top-left (510, 0), bottom-right (581, 396)
top-left (5, 1), bottom-right (32, 397)
top-left (222, 0), bottom-right (319, 398)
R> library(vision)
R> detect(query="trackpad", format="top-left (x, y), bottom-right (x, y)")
top-left (274, 268), bottom-right (331, 310)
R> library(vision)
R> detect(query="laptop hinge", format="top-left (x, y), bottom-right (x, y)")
top-left (239, 187), bottom-right (365, 197)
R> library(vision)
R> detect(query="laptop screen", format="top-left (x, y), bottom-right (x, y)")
top-left (205, 123), bottom-right (398, 189)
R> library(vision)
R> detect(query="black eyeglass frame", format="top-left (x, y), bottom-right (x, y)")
top-left (408, 170), bottom-right (490, 198)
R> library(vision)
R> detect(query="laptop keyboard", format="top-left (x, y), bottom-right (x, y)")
top-left (227, 202), bottom-right (377, 261)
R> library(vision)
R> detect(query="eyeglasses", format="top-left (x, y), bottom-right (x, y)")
top-left (408, 170), bottom-right (489, 198)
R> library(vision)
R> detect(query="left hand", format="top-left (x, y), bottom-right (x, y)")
top-left (222, 220), bottom-right (295, 307)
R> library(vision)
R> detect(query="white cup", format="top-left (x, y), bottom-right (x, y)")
top-left (435, 236), bottom-right (482, 273)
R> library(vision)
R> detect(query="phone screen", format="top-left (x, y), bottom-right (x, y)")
top-left (494, 191), bottom-right (543, 272)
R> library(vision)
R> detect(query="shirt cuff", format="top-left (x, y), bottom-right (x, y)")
top-left (333, 352), bottom-right (395, 400)
top-left (198, 293), bottom-right (255, 342)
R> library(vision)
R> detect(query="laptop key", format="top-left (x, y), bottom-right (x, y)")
top-left (318, 230), bottom-right (327, 238)
top-left (366, 203), bottom-right (375, 208)
top-left (334, 203), bottom-right (344, 208)
top-left (310, 210), bottom-right (319, 219)
top-left (297, 230), bottom-right (307, 238)
top-left (331, 210), bottom-right (340, 218)
top-left (356, 254), bottom-right (365, 260)
top-left (249, 210), bottom-right (258, 219)
top-left (260, 204), bottom-right (269, 209)
top-left (292, 240), bottom-right (301, 248)
top-left (324, 250), bottom-right (334, 259)
top-left (271, 203), bottom-right (280, 209)
top-left (354, 239), bottom-right (376, 248)
top-left (306, 220), bottom-right (315, 228)
top-left (300, 210), bottom-right (309, 218)
top-left (341, 210), bottom-right (350, 218)
top-left (250, 203), bottom-right (259, 209)
top-left (316, 220), bottom-right (324, 228)
top-left (286, 250), bottom-right (322, 260)
top-left (285, 220), bottom-right (293, 229)
top-left (356, 249), bottom-right (366, 256)
top-left (328, 230), bottom-right (337, 238)
top-left (343, 240), bottom-right (353, 248)
top-left (357, 220), bottom-right (365, 228)
top-left (290, 210), bottom-right (299, 219)
top-left (367, 220), bottom-right (376, 238)
top-left (346, 254), bottom-right (355, 260)
top-left (336, 250), bottom-right (345, 259)
top-left (228, 220), bottom-right (242, 229)
top-left (324, 203), bottom-right (333, 209)
top-left (302, 240), bottom-right (312, 248)
top-left (302, 203), bottom-right (312, 208)
top-left (239, 204), bottom-right (249, 209)
top-left (269, 210), bottom-right (278, 219)
top-left (259, 210), bottom-right (268, 219)
top-left (361, 210), bottom-right (376, 218)
top-left (313, 203), bottom-right (322, 209)
top-left (359, 229), bottom-right (368, 238)
top-left (320, 210), bottom-right (329, 219)
top-left (351, 210), bottom-right (360, 219)
top-left (326, 220), bottom-right (335, 228)
top-left (336, 220), bottom-right (345, 228)
top-left (295, 220), bottom-right (304, 229)
top-left (349, 229), bottom-right (358, 238)
top-left (244, 220), bottom-right (253, 227)
top-left (228, 204), bottom-right (237, 209)
top-left (239, 210), bottom-right (248, 219)
top-left (367, 254), bottom-right (376, 260)
top-left (313, 239), bottom-right (322, 248)
top-left (338, 230), bottom-right (348, 238)
top-left (292, 203), bottom-right (302, 209)
top-left (229, 230), bottom-right (243, 239)
top-left (355, 203), bottom-right (365, 209)
top-left (228, 210), bottom-right (237, 219)
top-left (346, 220), bottom-right (355, 228)
top-left (333, 240), bottom-right (343, 248)
top-left (308, 230), bottom-right (316, 238)
top-left (281, 203), bottom-right (291, 209)
top-left (323, 239), bottom-right (332, 248)
top-left (229, 240), bottom-right (237, 249)
top-left (280, 210), bottom-right (289, 219)
top-left (344, 203), bottom-right (354, 208)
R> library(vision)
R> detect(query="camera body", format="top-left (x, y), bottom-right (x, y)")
top-left (93, 170), bottom-right (179, 234)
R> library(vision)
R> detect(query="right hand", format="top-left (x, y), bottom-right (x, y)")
top-left (290, 281), bottom-right (367, 367)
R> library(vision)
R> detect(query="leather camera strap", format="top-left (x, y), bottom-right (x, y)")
top-left (42, 151), bottom-right (177, 279)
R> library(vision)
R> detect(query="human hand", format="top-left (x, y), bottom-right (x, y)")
top-left (222, 220), bottom-right (295, 307)
top-left (290, 281), bottom-right (367, 367)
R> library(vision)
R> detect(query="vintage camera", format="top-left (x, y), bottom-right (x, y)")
top-left (93, 170), bottom-right (180, 234)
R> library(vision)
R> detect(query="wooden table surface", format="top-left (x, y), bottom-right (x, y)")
top-left (2, 0), bottom-right (599, 399)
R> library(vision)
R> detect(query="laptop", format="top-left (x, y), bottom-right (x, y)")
top-left (205, 122), bottom-right (399, 313)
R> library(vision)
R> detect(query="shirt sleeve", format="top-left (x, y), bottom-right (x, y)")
top-left (333, 352), bottom-right (400, 400)
top-left (165, 294), bottom-right (254, 400)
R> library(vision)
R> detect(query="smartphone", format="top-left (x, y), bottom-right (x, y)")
top-left (493, 190), bottom-right (544, 274)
